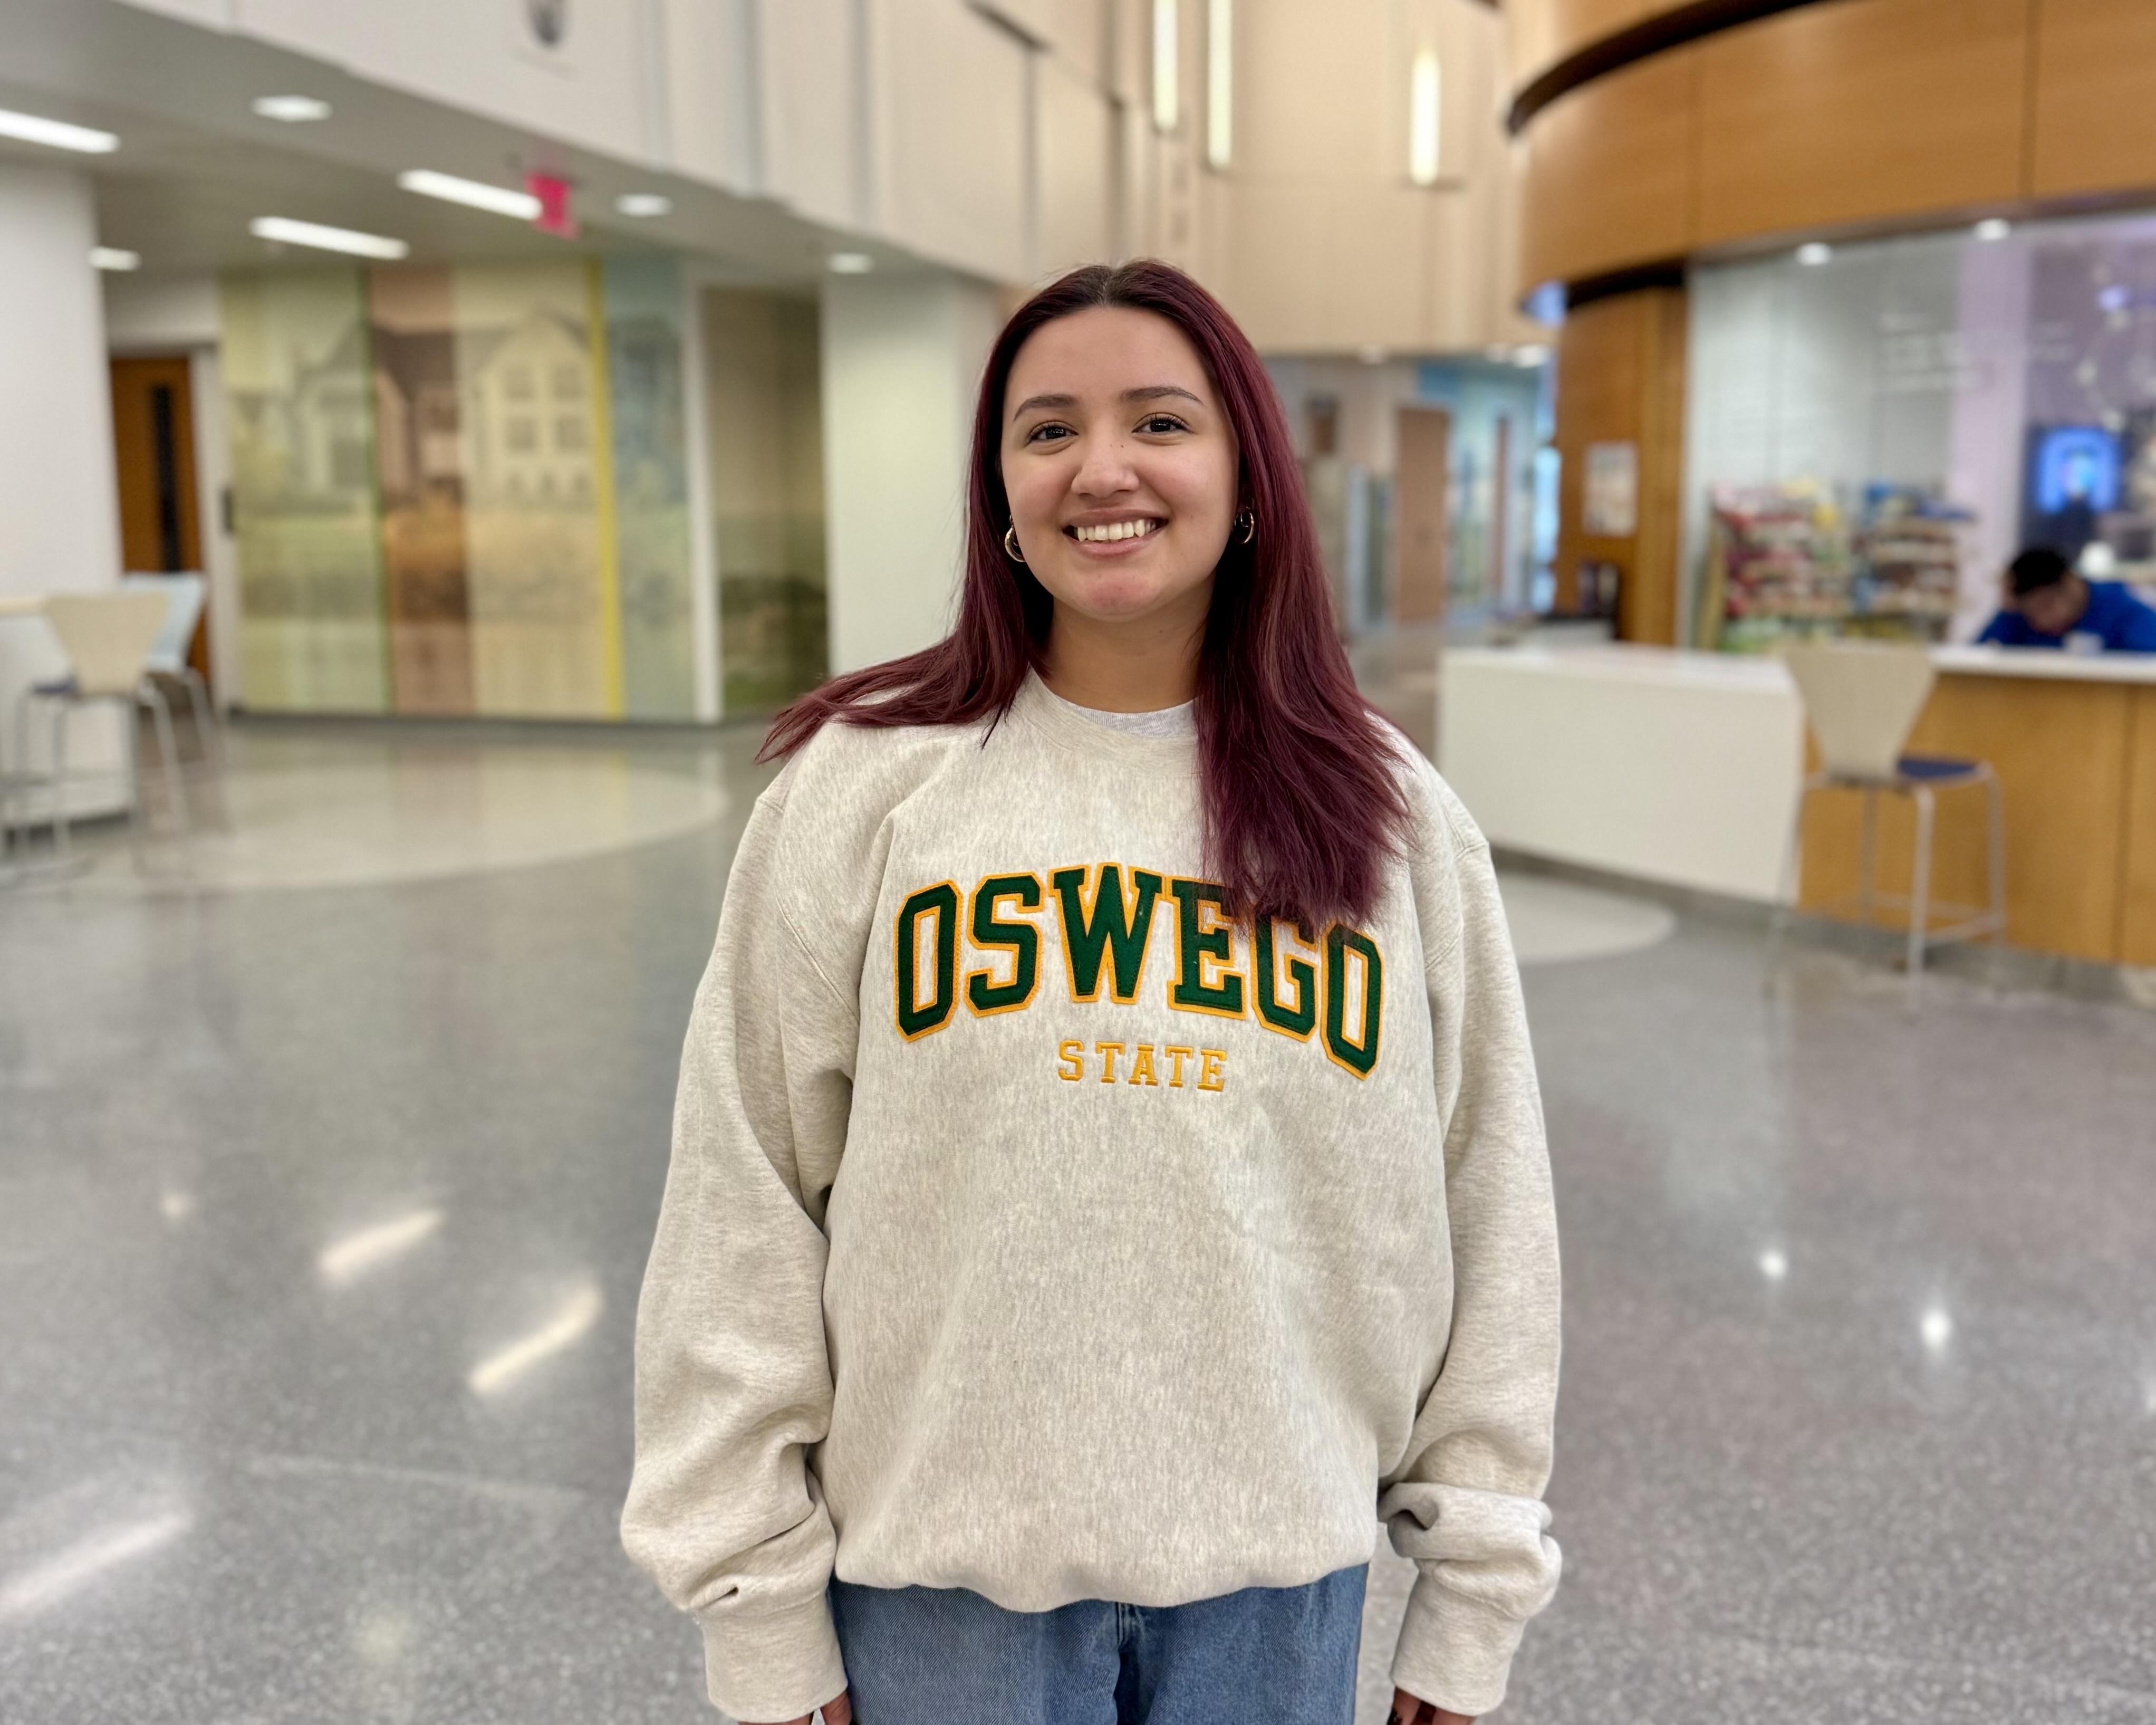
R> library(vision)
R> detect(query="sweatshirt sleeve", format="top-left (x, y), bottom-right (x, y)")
top-left (620, 775), bottom-right (856, 1723)
top-left (1380, 809), bottom-right (1563, 1718)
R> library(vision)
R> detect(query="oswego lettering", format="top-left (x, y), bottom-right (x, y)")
top-left (891, 862), bottom-right (1385, 1080)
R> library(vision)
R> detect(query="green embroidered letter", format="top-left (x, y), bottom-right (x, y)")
top-left (967, 874), bottom-right (1042, 1015)
top-left (1253, 918), bottom-right (1318, 1039)
top-left (1050, 864), bottom-right (1163, 1003)
top-left (1322, 924), bottom-right (1383, 1077)
top-left (1168, 878), bottom-right (1245, 1018)
top-left (894, 882), bottom-right (959, 1040)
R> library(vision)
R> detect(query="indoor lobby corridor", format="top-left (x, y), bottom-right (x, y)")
top-left (2, 710), bottom-right (2152, 1724)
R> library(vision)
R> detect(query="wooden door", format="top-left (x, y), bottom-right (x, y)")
top-left (1393, 405), bottom-right (1450, 624)
top-left (109, 354), bottom-right (208, 678)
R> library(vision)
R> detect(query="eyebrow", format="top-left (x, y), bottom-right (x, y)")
top-left (1009, 384), bottom-right (1206, 419)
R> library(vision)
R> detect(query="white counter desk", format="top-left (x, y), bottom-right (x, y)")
top-left (1438, 645), bottom-right (1804, 903)
top-left (1439, 641), bottom-right (2156, 964)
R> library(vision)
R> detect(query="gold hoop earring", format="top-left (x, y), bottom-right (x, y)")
top-left (1003, 524), bottom-right (1026, 563)
top-left (1235, 509), bottom-right (1257, 545)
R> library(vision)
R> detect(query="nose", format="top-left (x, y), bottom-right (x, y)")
top-left (1071, 432), bottom-right (1140, 501)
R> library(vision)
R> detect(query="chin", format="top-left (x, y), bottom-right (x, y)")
top-left (1054, 568), bottom-right (1173, 619)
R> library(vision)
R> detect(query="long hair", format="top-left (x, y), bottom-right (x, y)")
top-left (763, 260), bottom-right (1411, 927)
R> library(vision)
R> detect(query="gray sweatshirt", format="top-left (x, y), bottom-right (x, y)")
top-left (621, 672), bottom-right (1562, 1721)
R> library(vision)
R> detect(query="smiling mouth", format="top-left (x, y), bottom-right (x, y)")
top-left (1066, 518), bottom-right (1163, 544)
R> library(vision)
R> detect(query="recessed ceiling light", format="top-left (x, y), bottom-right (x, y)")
top-left (397, 169), bottom-right (541, 221)
top-left (1973, 218), bottom-right (2011, 242)
top-left (90, 247), bottom-right (140, 272)
top-left (0, 106), bottom-right (118, 154)
top-left (250, 215), bottom-right (410, 260)
top-left (253, 95), bottom-right (331, 123)
top-left (1796, 242), bottom-right (1832, 266)
top-left (828, 252), bottom-right (875, 274)
top-left (615, 192), bottom-right (672, 218)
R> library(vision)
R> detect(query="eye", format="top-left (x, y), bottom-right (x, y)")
top-left (1138, 413), bottom-right (1189, 435)
top-left (1025, 422), bottom-right (1074, 445)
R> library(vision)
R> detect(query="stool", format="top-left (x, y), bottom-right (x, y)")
top-left (1768, 753), bottom-right (2006, 1006)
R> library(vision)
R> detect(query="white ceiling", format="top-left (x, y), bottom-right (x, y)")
top-left (0, 0), bottom-right (914, 285)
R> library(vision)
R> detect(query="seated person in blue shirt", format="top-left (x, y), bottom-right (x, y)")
top-left (1977, 545), bottom-right (2156, 651)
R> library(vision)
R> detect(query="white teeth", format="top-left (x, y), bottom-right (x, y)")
top-left (1074, 519), bottom-right (1159, 543)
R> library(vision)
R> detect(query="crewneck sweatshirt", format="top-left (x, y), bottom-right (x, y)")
top-left (622, 672), bottom-right (1562, 1722)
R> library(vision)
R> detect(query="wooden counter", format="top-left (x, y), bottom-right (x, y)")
top-left (1797, 647), bottom-right (2156, 966)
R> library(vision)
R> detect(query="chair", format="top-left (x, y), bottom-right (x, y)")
top-left (121, 573), bottom-right (220, 768)
top-left (1766, 640), bottom-right (2006, 1005)
top-left (14, 589), bottom-right (187, 859)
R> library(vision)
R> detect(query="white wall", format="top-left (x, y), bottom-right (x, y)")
top-left (232, 0), bottom-right (659, 166)
top-left (820, 270), bottom-right (1000, 674)
top-left (0, 165), bottom-right (128, 814)
top-left (103, 272), bottom-right (220, 350)
top-left (868, 0), bottom-right (1032, 281)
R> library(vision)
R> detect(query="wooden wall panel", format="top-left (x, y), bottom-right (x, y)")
top-left (2119, 686), bottom-right (2156, 969)
top-left (1695, 0), bottom-right (2029, 246)
top-left (1799, 676), bottom-right (2134, 964)
top-left (1553, 287), bottom-right (1687, 641)
top-left (1522, 49), bottom-right (1697, 290)
top-left (2030, 0), bottom-right (2156, 203)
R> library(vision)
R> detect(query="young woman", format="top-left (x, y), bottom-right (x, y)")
top-left (622, 261), bottom-right (1561, 1725)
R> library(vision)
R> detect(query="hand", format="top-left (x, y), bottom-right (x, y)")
top-left (1390, 1688), bottom-right (1473, 1725)
top-left (748, 1690), bottom-right (852, 1725)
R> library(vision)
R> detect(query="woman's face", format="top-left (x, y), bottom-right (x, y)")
top-left (1000, 305), bottom-right (1239, 630)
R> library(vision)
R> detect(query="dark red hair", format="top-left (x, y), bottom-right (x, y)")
top-left (762, 259), bottom-right (1410, 927)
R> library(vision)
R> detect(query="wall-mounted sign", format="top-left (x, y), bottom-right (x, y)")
top-left (527, 171), bottom-right (578, 238)
top-left (1584, 440), bottom-right (1639, 538)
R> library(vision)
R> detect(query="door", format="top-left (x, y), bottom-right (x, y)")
top-left (1393, 405), bottom-right (1450, 624)
top-left (109, 355), bottom-right (209, 679)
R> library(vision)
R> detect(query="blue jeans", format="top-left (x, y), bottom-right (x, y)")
top-left (828, 1565), bottom-right (1368, 1725)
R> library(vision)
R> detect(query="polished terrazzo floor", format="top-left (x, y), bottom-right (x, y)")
top-left (3, 715), bottom-right (2152, 1724)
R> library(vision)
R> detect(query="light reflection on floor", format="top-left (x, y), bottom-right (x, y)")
top-left (21, 727), bottom-right (731, 895)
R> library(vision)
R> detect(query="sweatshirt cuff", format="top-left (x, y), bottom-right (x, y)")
top-left (1390, 1573), bottom-right (1528, 1718)
top-left (696, 1590), bottom-right (847, 1723)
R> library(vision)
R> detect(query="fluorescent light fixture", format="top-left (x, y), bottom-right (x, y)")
top-left (398, 168), bottom-right (542, 221)
top-left (1409, 48), bottom-right (1442, 186)
top-left (1973, 217), bottom-right (2011, 242)
top-left (1512, 343), bottom-right (1550, 367)
top-left (319, 1207), bottom-right (444, 1286)
top-left (468, 1283), bottom-right (603, 1395)
top-left (0, 1509), bottom-right (190, 1619)
top-left (828, 251), bottom-right (874, 274)
top-left (251, 216), bottom-right (410, 260)
top-left (614, 191), bottom-right (672, 217)
top-left (90, 247), bottom-right (140, 272)
top-left (1152, 0), bottom-right (1179, 133)
top-left (1205, 0), bottom-right (1232, 169)
top-left (253, 94), bottom-right (331, 123)
top-left (0, 107), bottom-right (118, 154)
top-left (1796, 242), bottom-right (1833, 266)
